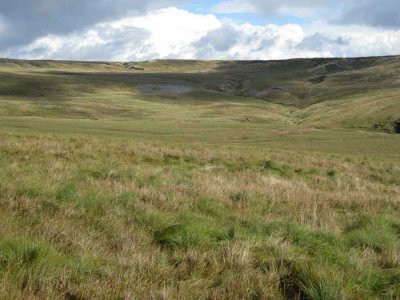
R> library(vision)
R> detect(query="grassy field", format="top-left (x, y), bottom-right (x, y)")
top-left (0, 57), bottom-right (399, 299)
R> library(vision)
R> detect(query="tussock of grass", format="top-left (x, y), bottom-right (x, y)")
top-left (326, 169), bottom-right (338, 177)
top-left (279, 260), bottom-right (344, 300)
top-left (194, 197), bottom-right (224, 217)
top-left (153, 224), bottom-right (191, 248)
top-left (264, 160), bottom-right (292, 175)
top-left (0, 236), bottom-right (101, 298)
top-left (345, 215), bottom-right (400, 251)
top-left (55, 182), bottom-right (78, 201)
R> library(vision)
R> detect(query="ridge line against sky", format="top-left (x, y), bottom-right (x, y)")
top-left (0, 0), bottom-right (399, 61)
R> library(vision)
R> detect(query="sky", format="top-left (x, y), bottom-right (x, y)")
top-left (0, 0), bottom-right (399, 61)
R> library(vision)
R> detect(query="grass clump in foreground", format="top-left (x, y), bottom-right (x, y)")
top-left (0, 236), bottom-right (101, 299)
top-left (153, 224), bottom-right (195, 249)
top-left (0, 132), bottom-right (399, 299)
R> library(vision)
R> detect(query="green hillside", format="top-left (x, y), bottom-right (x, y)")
top-left (0, 56), bottom-right (399, 135)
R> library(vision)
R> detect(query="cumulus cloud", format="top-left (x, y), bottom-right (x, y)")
top-left (1, 5), bottom-right (400, 61)
top-left (0, 0), bottom-right (183, 50)
top-left (4, 7), bottom-right (399, 61)
top-left (194, 25), bottom-right (238, 52)
top-left (303, 22), bottom-right (400, 57)
top-left (194, 23), bottom-right (306, 60)
top-left (3, 8), bottom-right (220, 61)
top-left (297, 33), bottom-right (348, 52)
top-left (16, 27), bottom-right (151, 61)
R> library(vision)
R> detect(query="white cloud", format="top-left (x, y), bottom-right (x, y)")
top-left (2, 7), bottom-right (400, 61)
top-left (110, 8), bottom-right (221, 59)
top-left (194, 23), bottom-right (306, 60)
top-left (6, 8), bottom-right (221, 61)
top-left (0, 0), bottom-right (185, 49)
top-left (303, 22), bottom-right (400, 57)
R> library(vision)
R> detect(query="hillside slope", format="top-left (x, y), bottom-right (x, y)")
top-left (0, 56), bottom-right (399, 134)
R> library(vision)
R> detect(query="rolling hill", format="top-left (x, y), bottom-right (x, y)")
top-left (0, 56), bottom-right (399, 135)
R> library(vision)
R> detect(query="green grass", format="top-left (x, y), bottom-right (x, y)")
top-left (0, 57), bottom-right (399, 298)
top-left (0, 132), bottom-right (398, 298)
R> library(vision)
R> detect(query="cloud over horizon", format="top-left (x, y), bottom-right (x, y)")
top-left (0, 0), bottom-right (399, 61)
